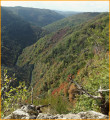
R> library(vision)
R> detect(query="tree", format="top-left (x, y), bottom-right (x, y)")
top-left (1, 69), bottom-right (28, 118)
top-left (67, 74), bottom-right (109, 115)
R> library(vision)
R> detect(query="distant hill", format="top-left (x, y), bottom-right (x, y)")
top-left (1, 7), bottom-right (47, 66)
top-left (3, 6), bottom-right (65, 27)
top-left (44, 12), bottom-right (100, 32)
top-left (55, 10), bottom-right (80, 17)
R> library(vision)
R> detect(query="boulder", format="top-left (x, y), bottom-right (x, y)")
top-left (4, 105), bottom-right (38, 119)
top-left (77, 111), bottom-right (109, 119)
top-left (37, 111), bottom-right (109, 119)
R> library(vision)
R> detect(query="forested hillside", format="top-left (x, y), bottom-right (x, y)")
top-left (1, 7), bottom-right (48, 66)
top-left (17, 13), bottom-right (109, 114)
top-left (44, 12), bottom-right (100, 32)
top-left (4, 6), bottom-right (65, 27)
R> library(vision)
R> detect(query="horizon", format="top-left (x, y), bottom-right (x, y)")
top-left (2, 6), bottom-right (108, 13)
top-left (1, 1), bottom-right (109, 12)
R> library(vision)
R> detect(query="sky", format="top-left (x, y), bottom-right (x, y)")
top-left (1, 1), bottom-right (109, 12)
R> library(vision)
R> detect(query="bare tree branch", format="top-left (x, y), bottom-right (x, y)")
top-left (97, 89), bottom-right (110, 92)
top-left (69, 77), bottom-right (101, 99)
top-left (31, 87), bottom-right (33, 104)
top-left (36, 104), bottom-right (51, 111)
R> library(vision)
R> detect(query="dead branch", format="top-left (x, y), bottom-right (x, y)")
top-left (97, 89), bottom-right (110, 92)
top-left (36, 104), bottom-right (51, 110)
top-left (68, 76), bottom-right (109, 115)
top-left (69, 76), bottom-right (101, 99)
top-left (31, 87), bottom-right (33, 104)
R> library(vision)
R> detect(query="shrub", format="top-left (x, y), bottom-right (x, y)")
top-left (1, 69), bottom-right (28, 118)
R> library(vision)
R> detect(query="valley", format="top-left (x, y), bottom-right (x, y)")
top-left (1, 6), bottom-right (109, 118)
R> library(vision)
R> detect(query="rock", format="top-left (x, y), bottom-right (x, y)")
top-left (4, 105), bottom-right (109, 119)
top-left (37, 113), bottom-right (55, 119)
top-left (21, 105), bottom-right (38, 115)
top-left (37, 111), bottom-right (109, 119)
top-left (77, 111), bottom-right (109, 119)
top-left (4, 105), bottom-right (38, 119)
top-left (63, 113), bottom-right (81, 119)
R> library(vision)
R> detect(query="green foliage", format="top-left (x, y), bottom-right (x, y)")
top-left (72, 54), bottom-right (109, 113)
top-left (1, 69), bottom-right (28, 118)
top-left (33, 95), bottom-right (72, 114)
top-left (72, 95), bottom-right (100, 113)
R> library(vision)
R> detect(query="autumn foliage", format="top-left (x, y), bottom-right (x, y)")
top-left (77, 69), bottom-right (80, 75)
top-left (68, 83), bottom-right (77, 104)
top-left (52, 82), bottom-right (69, 96)
top-left (52, 72), bottom-right (80, 101)
top-left (67, 73), bottom-right (80, 104)
top-left (67, 74), bottom-right (75, 82)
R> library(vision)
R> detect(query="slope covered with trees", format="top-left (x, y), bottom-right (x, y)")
top-left (44, 12), bottom-right (100, 32)
top-left (1, 7), bottom-right (48, 66)
top-left (16, 13), bottom-right (109, 114)
top-left (3, 6), bottom-right (65, 27)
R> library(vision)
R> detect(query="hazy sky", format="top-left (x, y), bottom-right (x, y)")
top-left (1, 1), bottom-right (109, 12)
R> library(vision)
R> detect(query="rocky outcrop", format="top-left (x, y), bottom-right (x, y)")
top-left (4, 105), bottom-right (39, 119)
top-left (37, 111), bottom-right (109, 119)
top-left (4, 105), bottom-right (109, 119)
